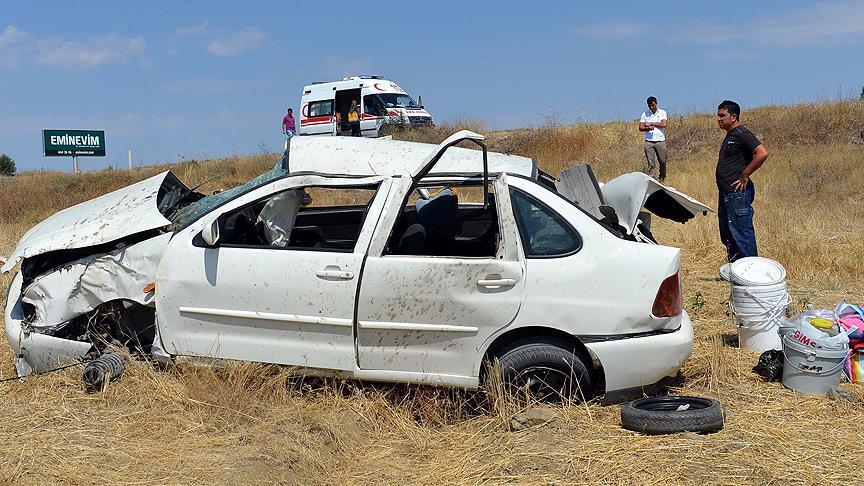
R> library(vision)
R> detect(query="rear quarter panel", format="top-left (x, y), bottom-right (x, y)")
top-left (504, 177), bottom-right (682, 336)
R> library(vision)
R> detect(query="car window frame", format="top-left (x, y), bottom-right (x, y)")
top-left (382, 176), bottom-right (507, 260)
top-left (509, 186), bottom-right (583, 259)
top-left (195, 182), bottom-right (383, 254)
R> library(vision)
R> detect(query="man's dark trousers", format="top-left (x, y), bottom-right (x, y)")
top-left (718, 181), bottom-right (757, 262)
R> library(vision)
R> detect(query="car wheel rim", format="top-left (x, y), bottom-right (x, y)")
top-left (514, 365), bottom-right (573, 403)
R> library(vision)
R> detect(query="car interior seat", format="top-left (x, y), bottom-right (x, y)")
top-left (416, 189), bottom-right (457, 255)
top-left (397, 223), bottom-right (426, 254)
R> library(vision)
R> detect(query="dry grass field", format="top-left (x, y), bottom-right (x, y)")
top-left (1, 101), bottom-right (863, 485)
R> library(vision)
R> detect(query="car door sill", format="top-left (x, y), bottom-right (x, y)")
top-left (351, 368), bottom-right (478, 388)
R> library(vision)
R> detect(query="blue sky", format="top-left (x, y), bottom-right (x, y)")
top-left (2, 1), bottom-right (863, 171)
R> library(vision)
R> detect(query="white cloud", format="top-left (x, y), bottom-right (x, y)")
top-left (0, 25), bottom-right (146, 70)
top-left (574, 2), bottom-right (864, 47)
top-left (162, 77), bottom-right (270, 94)
top-left (740, 2), bottom-right (864, 46)
top-left (705, 50), bottom-right (765, 62)
top-left (573, 22), bottom-right (642, 39)
top-left (206, 27), bottom-right (265, 56)
top-left (0, 25), bottom-right (35, 69)
top-left (175, 21), bottom-right (210, 37)
top-left (36, 33), bottom-right (147, 68)
top-left (0, 25), bottom-right (26, 47)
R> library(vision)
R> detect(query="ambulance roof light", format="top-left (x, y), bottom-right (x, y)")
top-left (343, 75), bottom-right (384, 80)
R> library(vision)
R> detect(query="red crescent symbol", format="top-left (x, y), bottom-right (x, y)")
top-left (374, 83), bottom-right (385, 91)
top-left (301, 104), bottom-right (309, 117)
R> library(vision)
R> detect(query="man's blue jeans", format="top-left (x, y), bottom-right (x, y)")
top-left (718, 182), bottom-right (757, 262)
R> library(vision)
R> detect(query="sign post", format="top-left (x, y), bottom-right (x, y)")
top-left (42, 129), bottom-right (106, 173)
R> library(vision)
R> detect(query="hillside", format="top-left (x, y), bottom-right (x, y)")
top-left (1, 101), bottom-right (863, 484)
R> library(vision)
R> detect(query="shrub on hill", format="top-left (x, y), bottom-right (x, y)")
top-left (0, 154), bottom-right (15, 176)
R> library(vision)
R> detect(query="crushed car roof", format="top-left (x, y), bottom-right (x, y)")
top-left (287, 132), bottom-right (537, 178)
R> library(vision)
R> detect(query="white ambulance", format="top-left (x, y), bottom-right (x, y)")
top-left (298, 75), bottom-right (433, 137)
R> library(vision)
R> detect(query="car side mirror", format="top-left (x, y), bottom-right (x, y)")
top-left (202, 219), bottom-right (220, 246)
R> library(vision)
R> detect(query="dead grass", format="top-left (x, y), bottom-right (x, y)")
top-left (1, 101), bottom-right (864, 484)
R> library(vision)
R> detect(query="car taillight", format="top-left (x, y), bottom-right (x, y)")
top-left (652, 272), bottom-right (682, 317)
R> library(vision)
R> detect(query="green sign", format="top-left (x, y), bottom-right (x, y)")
top-left (42, 129), bottom-right (106, 157)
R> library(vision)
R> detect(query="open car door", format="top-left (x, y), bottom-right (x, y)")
top-left (355, 132), bottom-right (526, 378)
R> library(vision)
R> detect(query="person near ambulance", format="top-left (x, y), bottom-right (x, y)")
top-left (348, 100), bottom-right (361, 137)
top-left (282, 108), bottom-right (296, 141)
top-left (639, 96), bottom-right (668, 182)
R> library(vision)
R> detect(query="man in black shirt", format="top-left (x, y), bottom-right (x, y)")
top-left (715, 100), bottom-right (769, 262)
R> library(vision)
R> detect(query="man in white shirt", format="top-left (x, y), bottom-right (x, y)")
top-left (638, 96), bottom-right (668, 182)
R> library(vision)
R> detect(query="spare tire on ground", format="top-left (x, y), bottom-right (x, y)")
top-left (620, 396), bottom-right (724, 435)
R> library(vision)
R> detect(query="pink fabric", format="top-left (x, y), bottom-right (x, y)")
top-left (283, 114), bottom-right (296, 132)
top-left (838, 315), bottom-right (864, 342)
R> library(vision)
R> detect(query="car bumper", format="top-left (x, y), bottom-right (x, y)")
top-left (584, 311), bottom-right (694, 402)
top-left (4, 272), bottom-right (92, 377)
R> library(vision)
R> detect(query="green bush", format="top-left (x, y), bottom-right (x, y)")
top-left (0, 153), bottom-right (15, 176)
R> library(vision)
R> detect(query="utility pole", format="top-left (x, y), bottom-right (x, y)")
top-left (128, 150), bottom-right (132, 170)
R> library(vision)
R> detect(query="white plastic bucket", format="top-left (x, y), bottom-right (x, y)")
top-left (730, 282), bottom-right (789, 315)
top-left (730, 283), bottom-right (790, 353)
top-left (738, 326), bottom-right (782, 354)
top-left (730, 257), bottom-right (787, 286)
top-left (781, 335), bottom-right (849, 396)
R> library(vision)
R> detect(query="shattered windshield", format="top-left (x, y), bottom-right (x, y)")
top-left (171, 157), bottom-right (288, 231)
top-left (378, 93), bottom-right (419, 109)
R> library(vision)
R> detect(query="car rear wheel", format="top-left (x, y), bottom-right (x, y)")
top-left (493, 337), bottom-right (594, 404)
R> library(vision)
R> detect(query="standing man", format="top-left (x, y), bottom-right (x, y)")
top-left (282, 108), bottom-right (296, 142)
top-left (638, 96), bottom-right (668, 182)
top-left (715, 100), bottom-right (769, 262)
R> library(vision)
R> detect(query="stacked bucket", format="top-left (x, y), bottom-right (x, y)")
top-left (726, 257), bottom-right (791, 353)
top-left (725, 257), bottom-right (854, 396)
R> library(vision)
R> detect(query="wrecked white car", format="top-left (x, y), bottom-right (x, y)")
top-left (4, 131), bottom-right (710, 402)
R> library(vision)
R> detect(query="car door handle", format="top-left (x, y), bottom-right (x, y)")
top-left (477, 278), bottom-right (517, 288)
top-left (316, 270), bottom-right (354, 280)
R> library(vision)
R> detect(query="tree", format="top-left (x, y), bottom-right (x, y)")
top-left (860, 85), bottom-right (864, 101)
top-left (0, 154), bottom-right (15, 176)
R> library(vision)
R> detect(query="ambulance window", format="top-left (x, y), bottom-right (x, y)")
top-left (364, 95), bottom-right (386, 116)
top-left (309, 100), bottom-right (333, 117)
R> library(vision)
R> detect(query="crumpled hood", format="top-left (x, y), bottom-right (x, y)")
top-left (600, 173), bottom-right (713, 234)
top-left (2, 171), bottom-right (189, 273)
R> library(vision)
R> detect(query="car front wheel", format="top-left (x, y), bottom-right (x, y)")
top-left (493, 337), bottom-right (594, 404)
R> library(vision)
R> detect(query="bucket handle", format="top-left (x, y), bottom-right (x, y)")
top-left (782, 347), bottom-right (849, 376)
top-left (736, 286), bottom-right (790, 307)
top-left (729, 293), bottom-right (791, 327)
top-left (728, 292), bottom-right (791, 314)
top-left (731, 302), bottom-right (785, 324)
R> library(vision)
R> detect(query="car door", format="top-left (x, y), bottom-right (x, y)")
top-left (356, 153), bottom-right (525, 377)
top-left (156, 175), bottom-right (390, 370)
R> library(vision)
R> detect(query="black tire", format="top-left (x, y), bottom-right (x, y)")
top-left (494, 338), bottom-right (594, 404)
top-left (620, 396), bottom-right (724, 435)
